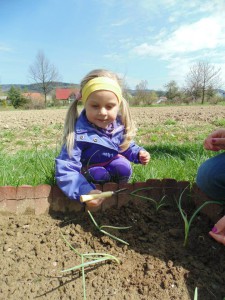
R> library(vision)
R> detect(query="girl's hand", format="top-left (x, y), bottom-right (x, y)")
top-left (204, 129), bottom-right (225, 151)
top-left (139, 150), bottom-right (150, 165)
top-left (209, 215), bottom-right (225, 246)
top-left (85, 189), bottom-right (105, 208)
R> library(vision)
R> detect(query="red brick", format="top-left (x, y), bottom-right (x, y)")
top-left (35, 198), bottom-right (50, 215)
top-left (130, 181), bottom-right (150, 206)
top-left (95, 184), bottom-right (103, 191)
top-left (103, 182), bottom-right (118, 192)
top-left (65, 199), bottom-right (83, 213)
top-left (101, 195), bottom-right (117, 211)
top-left (100, 182), bottom-right (118, 211)
top-left (51, 185), bottom-right (68, 212)
top-left (0, 199), bottom-right (7, 212)
top-left (177, 181), bottom-right (191, 202)
top-left (17, 199), bottom-right (35, 214)
top-left (0, 186), bottom-right (17, 200)
top-left (161, 178), bottom-right (178, 202)
top-left (177, 181), bottom-right (190, 192)
top-left (34, 184), bottom-right (52, 199)
top-left (0, 187), bottom-right (5, 202)
top-left (145, 179), bottom-right (162, 201)
top-left (16, 185), bottom-right (34, 200)
top-left (6, 199), bottom-right (18, 213)
top-left (117, 192), bottom-right (130, 209)
top-left (146, 179), bottom-right (162, 186)
top-left (51, 185), bottom-right (83, 213)
top-left (133, 181), bottom-right (149, 197)
top-left (117, 182), bottom-right (134, 209)
top-left (52, 185), bottom-right (65, 199)
top-left (118, 182), bottom-right (134, 193)
top-left (192, 184), bottom-right (224, 222)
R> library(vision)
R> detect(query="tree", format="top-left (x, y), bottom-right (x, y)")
top-left (148, 91), bottom-right (158, 104)
top-left (8, 86), bottom-right (28, 109)
top-left (164, 80), bottom-right (180, 102)
top-left (29, 51), bottom-right (60, 107)
top-left (185, 61), bottom-right (223, 104)
top-left (121, 78), bottom-right (132, 104)
top-left (134, 80), bottom-right (150, 105)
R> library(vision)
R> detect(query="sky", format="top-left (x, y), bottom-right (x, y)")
top-left (1, 0), bottom-right (225, 90)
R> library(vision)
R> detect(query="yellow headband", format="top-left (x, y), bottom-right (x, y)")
top-left (81, 77), bottom-right (122, 104)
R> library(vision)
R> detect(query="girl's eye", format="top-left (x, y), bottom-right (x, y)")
top-left (106, 105), bottom-right (114, 110)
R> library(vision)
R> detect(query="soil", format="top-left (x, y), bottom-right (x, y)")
top-left (1, 105), bottom-right (225, 153)
top-left (1, 106), bottom-right (225, 130)
top-left (1, 198), bottom-right (225, 300)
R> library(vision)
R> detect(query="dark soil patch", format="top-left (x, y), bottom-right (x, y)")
top-left (1, 198), bottom-right (225, 300)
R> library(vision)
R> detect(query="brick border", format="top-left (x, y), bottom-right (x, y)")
top-left (0, 179), bottom-right (224, 221)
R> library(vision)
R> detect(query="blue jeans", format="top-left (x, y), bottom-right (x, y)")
top-left (196, 152), bottom-right (225, 201)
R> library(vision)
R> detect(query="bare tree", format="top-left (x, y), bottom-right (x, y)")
top-left (185, 61), bottom-right (223, 104)
top-left (134, 80), bottom-right (150, 105)
top-left (29, 51), bottom-right (60, 107)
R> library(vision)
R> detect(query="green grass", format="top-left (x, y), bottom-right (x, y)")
top-left (0, 148), bottom-right (57, 186)
top-left (0, 141), bottom-right (218, 186)
top-left (0, 105), bottom-right (221, 186)
top-left (212, 118), bottom-right (225, 127)
top-left (131, 142), bottom-right (217, 183)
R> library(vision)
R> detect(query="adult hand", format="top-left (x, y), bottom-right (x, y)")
top-left (85, 189), bottom-right (105, 208)
top-left (139, 150), bottom-right (151, 165)
top-left (204, 129), bottom-right (225, 151)
top-left (209, 215), bottom-right (225, 246)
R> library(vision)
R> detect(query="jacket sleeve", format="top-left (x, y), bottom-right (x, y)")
top-left (120, 141), bottom-right (145, 164)
top-left (55, 144), bottom-right (95, 201)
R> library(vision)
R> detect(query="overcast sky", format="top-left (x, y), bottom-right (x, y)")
top-left (1, 0), bottom-right (225, 90)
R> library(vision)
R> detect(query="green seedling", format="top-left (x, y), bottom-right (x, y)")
top-left (88, 210), bottom-right (131, 245)
top-left (130, 187), bottom-right (168, 211)
top-left (194, 287), bottom-right (198, 300)
top-left (61, 232), bottom-right (119, 300)
top-left (178, 188), bottom-right (223, 247)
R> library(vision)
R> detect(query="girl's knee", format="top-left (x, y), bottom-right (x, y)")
top-left (106, 156), bottom-right (132, 183)
top-left (83, 166), bottom-right (110, 183)
top-left (196, 155), bottom-right (225, 200)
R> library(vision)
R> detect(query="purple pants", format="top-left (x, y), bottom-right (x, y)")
top-left (83, 156), bottom-right (132, 184)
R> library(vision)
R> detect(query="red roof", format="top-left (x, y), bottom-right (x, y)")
top-left (23, 92), bottom-right (43, 100)
top-left (56, 88), bottom-right (79, 100)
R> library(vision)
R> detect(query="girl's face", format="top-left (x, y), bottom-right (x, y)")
top-left (85, 90), bottom-right (120, 129)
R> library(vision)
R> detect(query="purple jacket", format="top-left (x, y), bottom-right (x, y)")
top-left (55, 110), bottom-right (144, 201)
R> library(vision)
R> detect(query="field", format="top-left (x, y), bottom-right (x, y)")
top-left (0, 106), bottom-right (225, 299)
top-left (1, 105), bottom-right (225, 185)
top-left (1, 105), bottom-right (225, 153)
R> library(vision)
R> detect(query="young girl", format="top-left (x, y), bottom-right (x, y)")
top-left (55, 69), bottom-right (150, 207)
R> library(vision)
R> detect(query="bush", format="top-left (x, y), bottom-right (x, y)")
top-left (24, 98), bottom-right (45, 109)
top-left (7, 86), bottom-right (28, 109)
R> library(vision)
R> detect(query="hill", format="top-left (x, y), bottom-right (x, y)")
top-left (1, 82), bottom-right (80, 93)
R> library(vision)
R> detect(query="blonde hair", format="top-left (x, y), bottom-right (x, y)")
top-left (62, 69), bottom-right (136, 156)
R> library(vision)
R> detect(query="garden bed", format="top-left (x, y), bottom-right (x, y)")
top-left (1, 106), bottom-right (225, 299)
top-left (1, 186), bottom-right (225, 300)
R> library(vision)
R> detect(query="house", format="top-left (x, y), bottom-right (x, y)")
top-left (23, 92), bottom-right (44, 101)
top-left (55, 88), bottom-right (80, 104)
top-left (22, 92), bottom-right (45, 108)
top-left (0, 95), bottom-right (9, 105)
top-left (215, 89), bottom-right (225, 99)
top-left (156, 96), bottom-right (167, 104)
